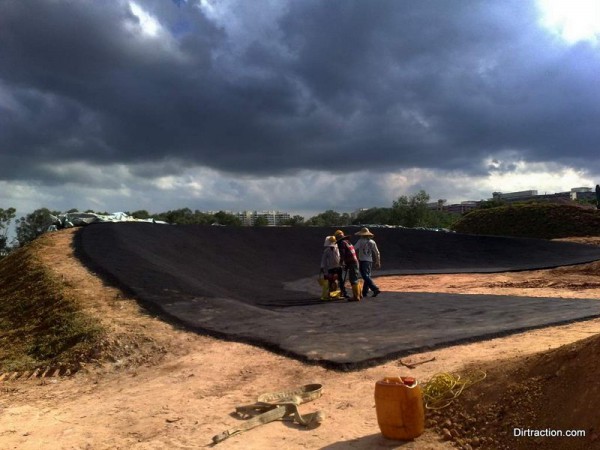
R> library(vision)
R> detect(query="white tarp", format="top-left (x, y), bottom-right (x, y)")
top-left (48, 212), bottom-right (167, 231)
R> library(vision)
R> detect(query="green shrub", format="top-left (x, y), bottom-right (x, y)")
top-left (0, 241), bottom-right (103, 372)
top-left (451, 203), bottom-right (600, 239)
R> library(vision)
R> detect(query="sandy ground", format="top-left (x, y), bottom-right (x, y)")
top-left (1, 230), bottom-right (600, 449)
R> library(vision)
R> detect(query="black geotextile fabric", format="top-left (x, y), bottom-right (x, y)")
top-left (75, 223), bottom-right (600, 368)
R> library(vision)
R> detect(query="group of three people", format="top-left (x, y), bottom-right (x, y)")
top-left (320, 227), bottom-right (381, 301)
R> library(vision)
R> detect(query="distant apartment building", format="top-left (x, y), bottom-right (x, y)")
top-left (570, 187), bottom-right (596, 202)
top-left (491, 187), bottom-right (596, 204)
top-left (445, 201), bottom-right (479, 214)
top-left (423, 185), bottom-right (597, 215)
top-left (235, 210), bottom-right (291, 226)
top-left (492, 190), bottom-right (538, 201)
top-left (427, 199), bottom-right (480, 214)
top-left (427, 199), bottom-right (447, 210)
top-left (236, 211), bottom-right (255, 226)
top-left (200, 209), bottom-right (291, 225)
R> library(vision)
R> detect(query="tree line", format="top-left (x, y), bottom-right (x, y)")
top-left (0, 190), bottom-right (461, 258)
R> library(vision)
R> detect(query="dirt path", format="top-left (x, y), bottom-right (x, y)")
top-left (1, 230), bottom-right (599, 449)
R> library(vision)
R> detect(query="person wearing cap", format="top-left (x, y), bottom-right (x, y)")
top-left (354, 227), bottom-right (381, 297)
top-left (334, 229), bottom-right (362, 301)
top-left (320, 235), bottom-right (345, 298)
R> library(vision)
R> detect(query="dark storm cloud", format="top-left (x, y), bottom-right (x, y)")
top-left (1, 0), bottom-right (599, 184)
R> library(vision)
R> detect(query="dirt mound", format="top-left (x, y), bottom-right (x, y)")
top-left (0, 229), bottom-right (170, 374)
top-left (429, 334), bottom-right (600, 449)
top-left (452, 203), bottom-right (600, 239)
top-left (0, 236), bottom-right (103, 372)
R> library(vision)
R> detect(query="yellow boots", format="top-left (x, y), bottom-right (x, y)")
top-left (319, 277), bottom-right (330, 300)
top-left (351, 279), bottom-right (364, 301)
top-left (319, 275), bottom-right (342, 301)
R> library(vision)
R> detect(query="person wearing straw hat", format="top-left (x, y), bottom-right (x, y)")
top-left (334, 229), bottom-right (362, 301)
top-left (320, 235), bottom-right (346, 298)
top-left (354, 227), bottom-right (381, 297)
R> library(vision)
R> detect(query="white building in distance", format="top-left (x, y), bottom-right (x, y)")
top-left (235, 210), bottom-right (291, 226)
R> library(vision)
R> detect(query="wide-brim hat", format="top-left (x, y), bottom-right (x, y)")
top-left (355, 227), bottom-right (374, 237)
top-left (334, 229), bottom-right (346, 240)
top-left (323, 236), bottom-right (337, 247)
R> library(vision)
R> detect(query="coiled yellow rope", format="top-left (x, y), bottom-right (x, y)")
top-left (422, 369), bottom-right (487, 409)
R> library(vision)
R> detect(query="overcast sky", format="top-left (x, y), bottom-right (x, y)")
top-left (1, 0), bottom-right (600, 218)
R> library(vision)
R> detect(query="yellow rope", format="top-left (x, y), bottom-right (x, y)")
top-left (422, 369), bottom-right (486, 409)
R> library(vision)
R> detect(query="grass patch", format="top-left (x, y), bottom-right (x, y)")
top-left (0, 238), bottom-right (104, 372)
top-left (451, 203), bottom-right (600, 239)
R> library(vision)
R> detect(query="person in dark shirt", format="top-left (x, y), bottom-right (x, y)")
top-left (334, 229), bottom-right (363, 301)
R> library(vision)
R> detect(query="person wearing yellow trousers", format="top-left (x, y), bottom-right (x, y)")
top-left (334, 229), bottom-right (363, 301)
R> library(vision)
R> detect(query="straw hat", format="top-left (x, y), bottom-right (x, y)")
top-left (323, 236), bottom-right (337, 247)
top-left (334, 230), bottom-right (345, 240)
top-left (355, 227), bottom-right (374, 237)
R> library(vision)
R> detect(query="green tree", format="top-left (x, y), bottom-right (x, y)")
top-left (213, 211), bottom-right (242, 226)
top-left (129, 209), bottom-right (150, 220)
top-left (282, 215), bottom-right (305, 226)
top-left (389, 191), bottom-right (460, 228)
top-left (352, 207), bottom-right (393, 225)
top-left (426, 209), bottom-right (461, 229)
top-left (0, 207), bottom-right (17, 257)
top-left (253, 216), bottom-right (269, 226)
top-left (305, 210), bottom-right (351, 227)
top-left (15, 208), bottom-right (61, 246)
top-left (192, 210), bottom-right (218, 225)
top-left (391, 190), bottom-right (431, 227)
top-left (154, 208), bottom-right (195, 224)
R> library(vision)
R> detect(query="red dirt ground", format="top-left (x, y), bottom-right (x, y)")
top-left (1, 230), bottom-right (600, 449)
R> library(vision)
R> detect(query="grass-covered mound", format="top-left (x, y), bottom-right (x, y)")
top-left (0, 238), bottom-right (104, 372)
top-left (451, 203), bottom-right (600, 239)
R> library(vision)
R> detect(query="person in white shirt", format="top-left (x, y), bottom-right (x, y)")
top-left (354, 227), bottom-right (381, 297)
top-left (320, 235), bottom-right (346, 298)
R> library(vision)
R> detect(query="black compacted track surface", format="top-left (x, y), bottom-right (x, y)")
top-left (76, 223), bottom-right (600, 368)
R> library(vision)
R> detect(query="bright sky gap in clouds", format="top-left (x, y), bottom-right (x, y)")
top-left (1, 0), bottom-right (599, 217)
top-left (538, 0), bottom-right (600, 44)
